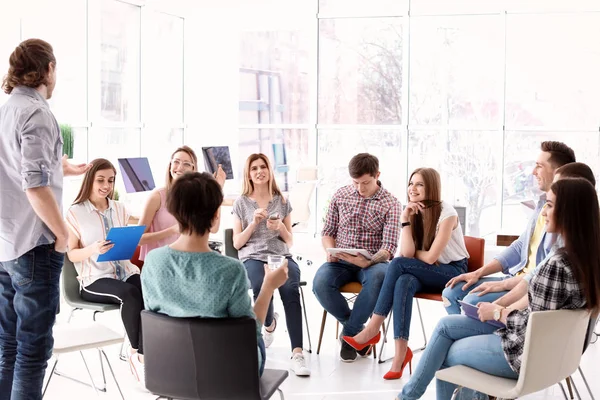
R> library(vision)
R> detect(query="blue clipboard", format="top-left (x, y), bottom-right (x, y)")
top-left (97, 225), bottom-right (146, 262)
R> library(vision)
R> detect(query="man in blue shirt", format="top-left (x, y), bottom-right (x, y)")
top-left (443, 141), bottom-right (576, 314)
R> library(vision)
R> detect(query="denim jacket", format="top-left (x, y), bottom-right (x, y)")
top-left (495, 194), bottom-right (555, 276)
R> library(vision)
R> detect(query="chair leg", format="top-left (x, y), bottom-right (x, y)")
top-left (570, 376), bottom-right (582, 400)
top-left (98, 350), bottom-right (108, 390)
top-left (317, 310), bottom-right (327, 355)
top-left (42, 358), bottom-right (59, 397)
top-left (559, 381), bottom-right (570, 400)
top-left (565, 376), bottom-right (575, 399)
top-left (299, 286), bottom-right (312, 353)
top-left (451, 387), bottom-right (461, 400)
top-left (277, 388), bottom-right (285, 400)
top-left (378, 312), bottom-right (393, 364)
top-left (80, 352), bottom-right (100, 395)
top-left (578, 366), bottom-right (595, 400)
top-left (67, 307), bottom-right (81, 323)
top-left (101, 349), bottom-right (125, 400)
top-left (54, 352), bottom-right (107, 392)
top-left (413, 299), bottom-right (428, 353)
top-left (119, 332), bottom-right (129, 361)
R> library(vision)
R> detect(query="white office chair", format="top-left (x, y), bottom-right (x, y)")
top-left (435, 309), bottom-right (590, 400)
top-left (43, 322), bottom-right (125, 399)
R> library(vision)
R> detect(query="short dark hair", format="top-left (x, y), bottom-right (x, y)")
top-left (541, 141), bottom-right (576, 168)
top-left (167, 172), bottom-right (223, 236)
top-left (348, 153), bottom-right (379, 179)
top-left (555, 162), bottom-right (596, 187)
top-left (2, 39), bottom-right (56, 94)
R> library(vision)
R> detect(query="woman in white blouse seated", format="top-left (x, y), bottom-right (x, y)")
top-left (65, 158), bottom-right (144, 381)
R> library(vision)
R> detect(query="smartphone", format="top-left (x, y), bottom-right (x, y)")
top-left (268, 213), bottom-right (280, 220)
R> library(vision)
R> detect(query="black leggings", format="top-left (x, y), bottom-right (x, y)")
top-left (81, 274), bottom-right (144, 354)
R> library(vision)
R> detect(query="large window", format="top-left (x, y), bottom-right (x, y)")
top-left (505, 14), bottom-right (600, 129)
top-left (99, 1), bottom-right (141, 123)
top-left (318, 18), bottom-right (403, 124)
top-left (408, 130), bottom-right (502, 237)
top-left (409, 16), bottom-right (503, 127)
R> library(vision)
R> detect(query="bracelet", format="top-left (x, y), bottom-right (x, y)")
top-left (401, 221), bottom-right (411, 228)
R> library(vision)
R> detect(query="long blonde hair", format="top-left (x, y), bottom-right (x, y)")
top-left (242, 153), bottom-right (284, 200)
top-left (409, 167), bottom-right (442, 251)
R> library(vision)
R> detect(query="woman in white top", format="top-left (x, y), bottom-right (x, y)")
top-left (65, 158), bottom-right (145, 380)
top-left (342, 167), bottom-right (469, 381)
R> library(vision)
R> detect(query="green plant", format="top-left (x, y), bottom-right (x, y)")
top-left (59, 124), bottom-right (74, 159)
top-left (113, 188), bottom-right (120, 201)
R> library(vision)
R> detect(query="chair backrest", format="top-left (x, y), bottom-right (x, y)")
top-left (288, 181), bottom-right (317, 227)
top-left (515, 309), bottom-right (589, 396)
top-left (583, 314), bottom-right (599, 353)
top-left (130, 246), bottom-right (144, 269)
top-left (141, 311), bottom-right (261, 400)
top-left (464, 236), bottom-right (485, 273)
top-left (61, 256), bottom-right (83, 306)
top-left (224, 228), bottom-right (239, 259)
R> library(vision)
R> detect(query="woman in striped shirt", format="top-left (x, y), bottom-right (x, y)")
top-left (65, 158), bottom-right (145, 382)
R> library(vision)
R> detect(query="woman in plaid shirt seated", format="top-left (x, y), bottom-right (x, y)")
top-left (395, 178), bottom-right (600, 400)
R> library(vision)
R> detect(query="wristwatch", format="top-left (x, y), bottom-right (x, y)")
top-left (493, 307), bottom-right (503, 321)
top-left (401, 221), bottom-right (411, 228)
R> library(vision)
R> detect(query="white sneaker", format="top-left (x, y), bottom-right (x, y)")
top-left (129, 353), bottom-right (146, 387)
top-left (263, 312), bottom-right (279, 349)
top-left (290, 353), bottom-right (311, 376)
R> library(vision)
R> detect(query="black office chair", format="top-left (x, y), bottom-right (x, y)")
top-left (224, 228), bottom-right (312, 352)
top-left (141, 311), bottom-right (288, 400)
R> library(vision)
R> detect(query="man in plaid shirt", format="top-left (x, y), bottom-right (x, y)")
top-left (313, 153), bottom-right (401, 362)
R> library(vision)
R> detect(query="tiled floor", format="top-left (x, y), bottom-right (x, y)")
top-left (43, 234), bottom-right (598, 399)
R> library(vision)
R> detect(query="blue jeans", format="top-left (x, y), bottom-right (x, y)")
top-left (374, 257), bottom-right (467, 340)
top-left (400, 315), bottom-right (518, 400)
top-left (244, 257), bottom-right (303, 350)
top-left (0, 244), bottom-right (63, 400)
top-left (312, 260), bottom-right (388, 336)
top-left (441, 277), bottom-right (508, 315)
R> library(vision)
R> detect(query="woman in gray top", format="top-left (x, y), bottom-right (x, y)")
top-left (233, 153), bottom-right (310, 377)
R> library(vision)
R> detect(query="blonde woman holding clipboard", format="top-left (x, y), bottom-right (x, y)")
top-left (65, 158), bottom-right (145, 383)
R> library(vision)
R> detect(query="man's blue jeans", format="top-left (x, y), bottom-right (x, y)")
top-left (0, 244), bottom-right (63, 400)
top-left (441, 277), bottom-right (508, 315)
top-left (312, 260), bottom-right (388, 336)
top-left (373, 257), bottom-right (467, 340)
top-left (399, 315), bottom-right (518, 400)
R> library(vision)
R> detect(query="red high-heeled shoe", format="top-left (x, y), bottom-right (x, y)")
top-left (342, 331), bottom-right (381, 351)
top-left (383, 347), bottom-right (413, 380)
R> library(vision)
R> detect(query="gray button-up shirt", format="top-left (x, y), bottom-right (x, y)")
top-left (0, 86), bottom-right (63, 261)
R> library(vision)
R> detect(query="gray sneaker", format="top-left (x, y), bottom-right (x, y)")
top-left (339, 337), bottom-right (357, 362)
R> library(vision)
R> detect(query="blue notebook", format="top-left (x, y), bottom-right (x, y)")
top-left (459, 300), bottom-right (506, 329)
top-left (97, 225), bottom-right (146, 262)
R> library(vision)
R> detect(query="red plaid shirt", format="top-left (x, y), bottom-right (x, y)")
top-left (322, 183), bottom-right (401, 258)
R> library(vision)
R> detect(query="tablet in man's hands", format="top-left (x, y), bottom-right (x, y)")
top-left (326, 248), bottom-right (373, 260)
